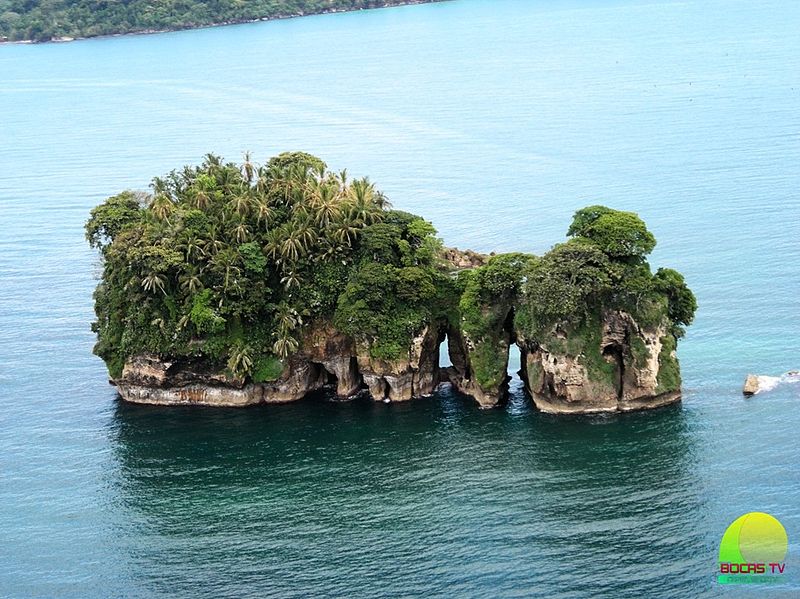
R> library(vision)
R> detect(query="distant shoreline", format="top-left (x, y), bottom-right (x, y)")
top-left (0, 0), bottom-right (447, 45)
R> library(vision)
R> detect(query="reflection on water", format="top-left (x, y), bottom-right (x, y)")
top-left (111, 388), bottom-right (706, 598)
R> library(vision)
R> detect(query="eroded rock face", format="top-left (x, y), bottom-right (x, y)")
top-left (302, 321), bottom-right (362, 397)
top-left (442, 247), bottom-right (489, 270)
top-left (113, 311), bottom-right (683, 413)
top-left (356, 325), bottom-right (443, 401)
top-left (115, 354), bottom-right (327, 407)
top-left (114, 322), bottom-right (448, 406)
top-left (520, 311), bottom-right (681, 414)
top-left (442, 324), bottom-right (510, 409)
top-left (522, 349), bottom-right (615, 413)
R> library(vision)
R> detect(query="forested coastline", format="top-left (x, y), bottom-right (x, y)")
top-left (0, 0), bottom-right (443, 43)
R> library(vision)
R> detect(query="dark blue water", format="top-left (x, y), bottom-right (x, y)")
top-left (1, 0), bottom-right (799, 596)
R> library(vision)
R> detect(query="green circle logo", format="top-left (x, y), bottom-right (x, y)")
top-left (718, 512), bottom-right (788, 584)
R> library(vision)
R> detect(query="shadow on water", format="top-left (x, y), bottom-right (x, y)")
top-left (109, 386), bottom-right (709, 598)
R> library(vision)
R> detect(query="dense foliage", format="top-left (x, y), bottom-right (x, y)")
top-left (87, 156), bottom-right (696, 396)
top-left (517, 206), bottom-right (696, 339)
top-left (516, 205), bottom-right (697, 389)
top-left (0, 0), bottom-right (436, 42)
top-left (86, 152), bottom-right (449, 378)
top-left (333, 211), bottom-right (459, 360)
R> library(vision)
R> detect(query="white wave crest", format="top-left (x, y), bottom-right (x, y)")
top-left (753, 372), bottom-right (800, 394)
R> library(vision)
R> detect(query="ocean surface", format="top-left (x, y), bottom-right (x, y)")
top-left (1, 0), bottom-right (799, 596)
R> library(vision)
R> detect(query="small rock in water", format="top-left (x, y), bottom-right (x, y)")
top-left (742, 371), bottom-right (799, 396)
top-left (743, 374), bottom-right (760, 396)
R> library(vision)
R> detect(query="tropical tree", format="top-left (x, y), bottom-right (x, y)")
top-left (149, 194), bottom-right (175, 222)
top-left (567, 205), bottom-right (655, 262)
top-left (141, 272), bottom-right (166, 295)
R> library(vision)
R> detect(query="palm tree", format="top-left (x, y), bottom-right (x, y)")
top-left (280, 270), bottom-right (301, 290)
top-left (204, 154), bottom-right (222, 168)
top-left (141, 272), bottom-right (166, 294)
top-left (241, 151), bottom-right (256, 184)
top-left (150, 194), bottom-right (175, 221)
top-left (151, 176), bottom-right (169, 196)
top-left (254, 199), bottom-right (275, 227)
top-left (266, 163), bottom-right (295, 205)
top-left (272, 302), bottom-right (301, 359)
top-left (272, 335), bottom-right (299, 359)
top-left (275, 302), bottom-right (300, 331)
top-left (233, 222), bottom-right (250, 243)
top-left (190, 187), bottom-right (211, 211)
top-left (295, 218), bottom-right (317, 252)
top-left (373, 189), bottom-right (391, 210)
top-left (281, 232), bottom-right (304, 263)
top-left (310, 183), bottom-right (341, 229)
top-left (332, 219), bottom-right (360, 246)
top-left (207, 226), bottom-right (226, 255)
top-left (227, 194), bottom-right (251, 218)
top-left (352, 178), bottom-right (389, 221)
top-left (182, 235), bottom-right (206, 261)
top-left (255, 168), bottom-right (271, 195)
top-left (227, 343), bottom-right (253, 378)
top-left (263, 229), bottom-right (283, 262)
top-left (214, 253), bottom-right (242, 296)
top-left (179, 266), bottom-right (203, 294)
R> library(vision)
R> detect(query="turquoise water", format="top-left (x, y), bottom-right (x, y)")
top-left (1, 0), bottom-right (799, 596)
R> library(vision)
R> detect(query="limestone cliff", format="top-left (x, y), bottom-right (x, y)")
top-left (114, 311), bottom-right (682, 413)
top-left (356, 325), bottom-right (443, 401)
top-left (113, 320), bottom-right (447, 407)
top-left (518, 311), bottom-right (681, 413)
top-left (114, 354), bottom-right (327, 407)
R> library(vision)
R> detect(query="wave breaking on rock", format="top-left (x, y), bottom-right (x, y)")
top-left (743, 371), bottom-right (800, 395)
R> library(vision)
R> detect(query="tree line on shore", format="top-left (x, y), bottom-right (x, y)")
top-left (0, 0), bottom-right (434, 43)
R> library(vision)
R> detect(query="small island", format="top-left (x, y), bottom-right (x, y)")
top-left (86, 151), bottom-right (696, 413)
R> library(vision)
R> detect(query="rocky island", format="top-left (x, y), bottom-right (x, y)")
top-left (86, 152), bottom-right (697, 413)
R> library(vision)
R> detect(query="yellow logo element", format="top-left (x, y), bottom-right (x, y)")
top-left (718, 512), bottom-right (788, 584)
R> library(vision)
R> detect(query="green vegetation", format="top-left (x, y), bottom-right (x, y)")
top-left (516, 205), bottom-right (697, 390)
top-left (333, 210), bottom-right (460, 359)
top-left (457, 253), bottom-right (534, 389)
top-left (86, 152), bottom-right (451, 379)
top-left (0, 0), bottom-right (439, 43)
top-left (566, 205), bottom-right (656, 263)
top-left (517, 205), bottom-right (696, 339)
top-left (656, 334), bottom-right (681, 393)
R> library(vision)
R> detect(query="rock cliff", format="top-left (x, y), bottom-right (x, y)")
top-left (114, 310), bottom-right (682, 413)
top-left (518, 311), bottom-right (681, 413)
top-left (114, 321), bottom-right (447, 407)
